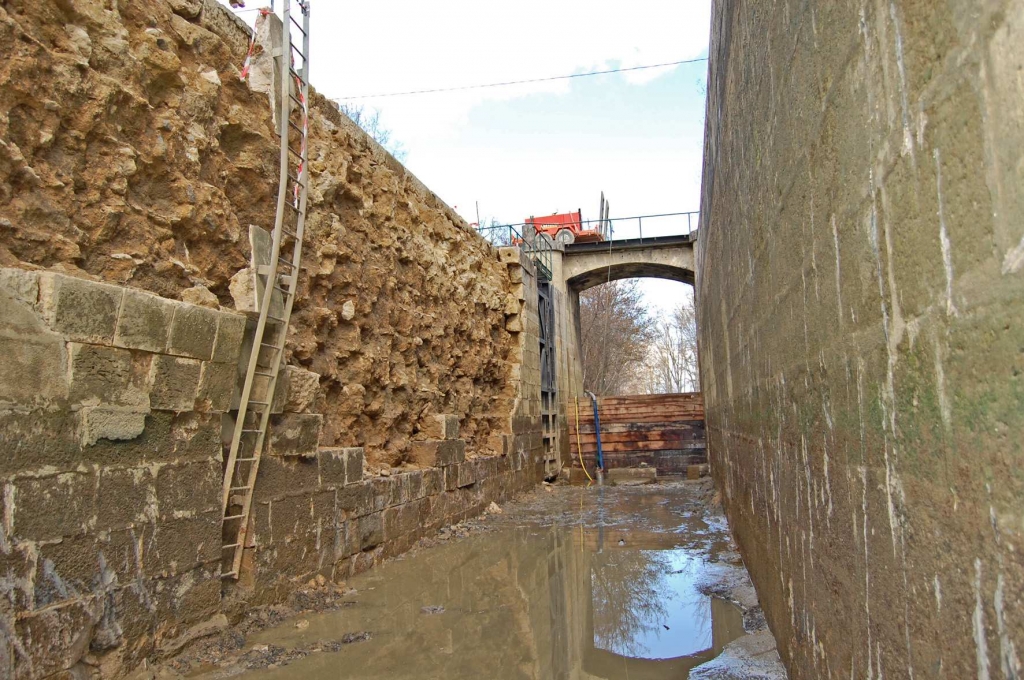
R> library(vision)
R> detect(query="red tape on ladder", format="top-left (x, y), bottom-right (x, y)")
top-left (239, 9), bottom-right (272, 81)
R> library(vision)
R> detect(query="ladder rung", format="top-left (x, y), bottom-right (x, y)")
top-left (289, 41), bottom-right (305, 57)
top-left (288, 170), bottom-right (306, 187)
top-left (273, 284), bottom-right (289, 294)
top-left (248, 399), bottom-right (270, 406)
top-left (286, 144), bottom-right (302, 160)
top-left (259, 343), bottom-right (282, 351)
top-left (234, 457), bottom-right (258, 463)
top-left (241, 428), bottom-right (263, 433)
top-left (222, 543), bottom-right (240, 550)
top-left (230, 485), bottom-right (252, 492)
top-left (223, 515), bottom-right (244, 522)
top-left (221, 570), bottom-right (238, 579)
top-left (289, 14), bottom-right (307, 36)
top-left (277, 257), bottom-right (294, 269)
top-left (289, 93), bottom-right (304, 108)
top-left (289, 67), bottom-right (305, 83)
top-left (253, 370), bottom-right (274, 378)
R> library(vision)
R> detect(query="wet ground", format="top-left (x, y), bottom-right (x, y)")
top-left (157, 478), bottom-right (787, 680)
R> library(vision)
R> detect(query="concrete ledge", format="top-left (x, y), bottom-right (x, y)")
top-left (607, 467), bottom-right (657, 485)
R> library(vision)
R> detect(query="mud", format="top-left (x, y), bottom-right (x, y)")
top-left (151, 478), bottom-right (786, 679)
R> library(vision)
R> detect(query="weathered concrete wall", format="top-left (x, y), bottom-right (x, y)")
top-left (0, 267), bottom-right (246, 677)
top-left (698, 1), bottom-right (1024, 678)
top-left (0, 0), bottom-right (517, 467)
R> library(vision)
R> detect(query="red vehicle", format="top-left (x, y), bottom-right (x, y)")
top-left (525, 194), bottom-right (612, 245)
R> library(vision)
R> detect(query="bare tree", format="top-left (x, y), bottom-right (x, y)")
top-left (579, 280), bottom-right (657, 396)
top-left (630, 294), bottom-right (700, 394)
top-left (477, 217), bottom-right (515, 247)
top-left (337, 103), bottom-right (408, 162)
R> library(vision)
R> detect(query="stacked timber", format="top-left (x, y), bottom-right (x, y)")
top-left (569, 393), bottom-right (706, 474)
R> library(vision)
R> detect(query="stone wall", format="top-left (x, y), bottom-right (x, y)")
top-left (242, 247), bottom-right (547, 601)
top-left (698, 1), bottom-right (1024, 678)
top-left (0, 1), bottom-right (553, 674)
top-left (0, 267), bottom-right (246, 677)
top-left (0, 0), bottom-right (517, 467)
top-left (0, 260), bottom-right (547, 677)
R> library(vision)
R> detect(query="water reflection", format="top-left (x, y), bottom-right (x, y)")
top-left (218, 488), bottom-right (746, 680)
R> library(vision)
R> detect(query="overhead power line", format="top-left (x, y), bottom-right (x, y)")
top-left (336, 57), bottom-right (709, 100)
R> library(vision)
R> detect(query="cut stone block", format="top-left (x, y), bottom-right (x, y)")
top-left (444, 462), bottom-right (476, 491)
top-left (0, 279), bottom-right (68, 405)
top-left (78, 406), bottom-right (147, 446)
top-left (687, 464), bottom-right (710, 480)
top-left (149, 355), bottom-right (202, 411)
top-left (256, 456), bottom-right (321, 500)
top-left (272, 365), bottom-right (320, 413)
top-left (408, 439), bottom-right (465, 468)
top-left (318, 447), bottom-right (364, 487)
top-left (167, 303), bottom-right (219, 360)
top-left (248, 225), bottom-right (286, 319)
top-left (113, 288), bottom-right (175, 353)
top-left (345, 447), bottom-right (365, 484)
top-left (12, 472), bottom-right (98, 541)
top-left (418, 414), bottom-right (459, 440)
top-left (497, 247), bottom-right (521, 264)
top-left (0, 267), bottom-right (39, 305)
top-left (267, 413), bottom-right (323, 458)
top-left (229, 267), bottom-right (257, 314)
top-left (422, 468), bottom-right (444, 496)
top-left (212, 311), bottom-right (247, 364)
top-left (337, 480), bottom-right (372, 517)
top-left (607, 467), bottom-right (657, 485)
top-left (68, 342), bottom-right (150, 409)
top-left (357, 512), bottom-right (383, 550)
top-left (505, 314), bottom-right (523, 333)
top-left (197, 361), bottom-right (237, 412)
top-left (39, 272), bottom-right (124, 344)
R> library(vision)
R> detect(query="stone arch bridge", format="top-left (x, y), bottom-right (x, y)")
top-left (560, 233), bottom-right (696, 292)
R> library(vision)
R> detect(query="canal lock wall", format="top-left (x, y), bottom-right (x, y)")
top-left (0, 0), bottom-right (563, 676)
top-left (698, 0), bottom-right (1024, 678)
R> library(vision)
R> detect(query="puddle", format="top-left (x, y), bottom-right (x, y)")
top-left (184, 481), bottom-right (772, 680)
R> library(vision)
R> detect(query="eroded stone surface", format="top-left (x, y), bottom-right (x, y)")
top-left (0, 0), bottom-right (516, 468)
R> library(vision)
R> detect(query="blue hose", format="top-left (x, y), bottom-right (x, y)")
top-left (586, 391), bottom-right (605, 472)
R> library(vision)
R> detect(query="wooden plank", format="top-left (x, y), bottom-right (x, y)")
top-left (597, 392), bottom-right (702, 401)
top-left (575, 440), bottom-right (706, 454)
top-left (570, 421), bottom-right (704, 435)
top-left (576, 413), bottom-right (704, 425)
top-left (577, 407), bottom-right (705, 419)
top-left (570, 429), bottom-right (703, 443)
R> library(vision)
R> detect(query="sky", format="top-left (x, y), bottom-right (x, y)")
top-left (220, 0), bottom-right (711, 317)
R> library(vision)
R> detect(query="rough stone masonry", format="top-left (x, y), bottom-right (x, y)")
top-left (0, 0), bottom-right (519, 468)
top-left (698, 0), bottom-right (1023, 678)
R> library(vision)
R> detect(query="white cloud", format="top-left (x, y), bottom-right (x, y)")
top-left (222, 1), bottom-right (709, 135)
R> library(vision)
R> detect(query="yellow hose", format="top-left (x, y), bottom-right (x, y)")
top-left (574, 396), bottom-right (594, 482)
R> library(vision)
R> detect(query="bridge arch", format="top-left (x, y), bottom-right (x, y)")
top-left (561, 234), bottom-right (696, 293)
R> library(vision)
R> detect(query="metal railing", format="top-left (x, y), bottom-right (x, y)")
top-left (477, 211), bottom-right (699, 248)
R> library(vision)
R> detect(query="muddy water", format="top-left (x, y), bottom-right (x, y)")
top-left (192, 480), bottom-right (772, 679)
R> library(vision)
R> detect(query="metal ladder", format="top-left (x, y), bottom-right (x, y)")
top-left (221, 0), bottom-right (311, 580)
